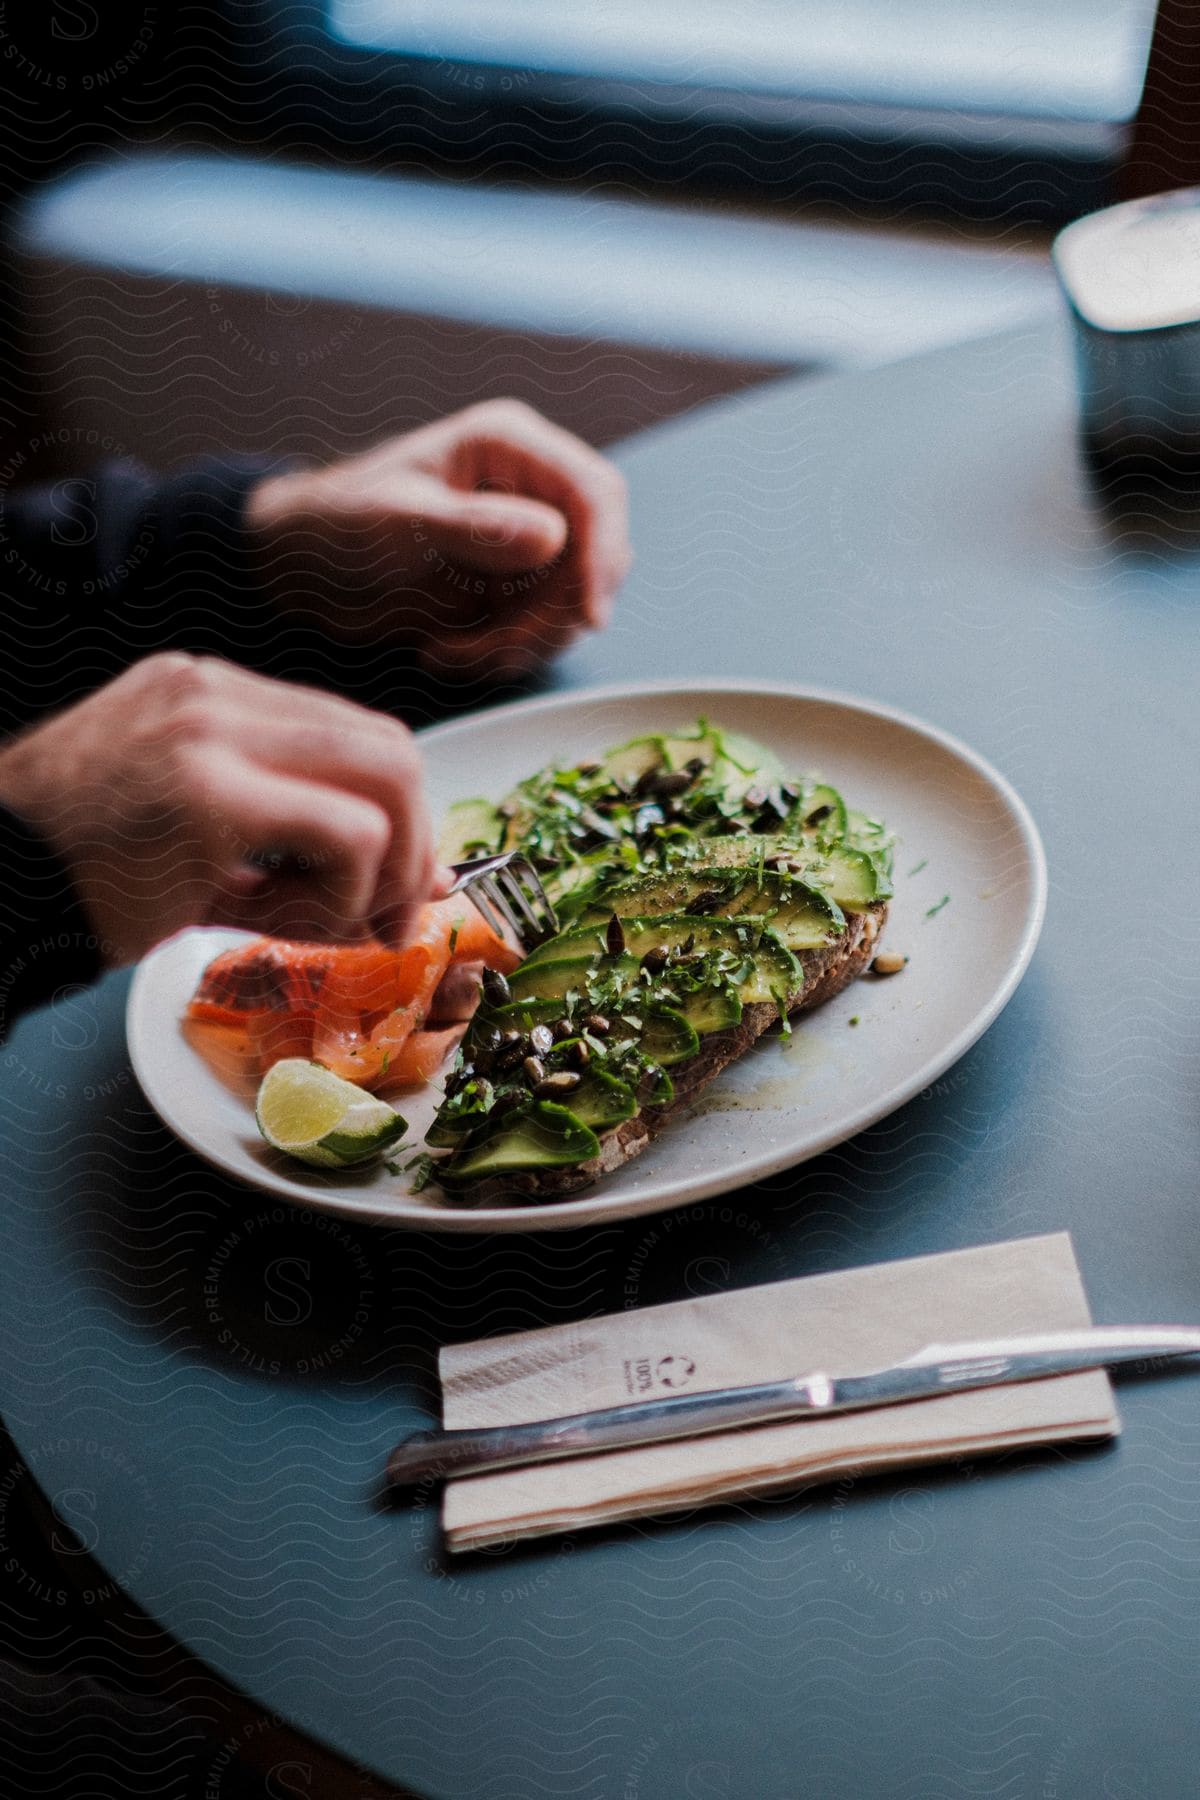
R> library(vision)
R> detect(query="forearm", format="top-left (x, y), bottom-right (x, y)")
top-left (0, 454), bottom-right (298, 732)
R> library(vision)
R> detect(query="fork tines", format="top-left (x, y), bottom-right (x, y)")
top-left (447, 852), bottom-right (559, 953)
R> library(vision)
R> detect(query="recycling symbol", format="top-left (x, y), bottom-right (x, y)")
top-left (656, 1355), bottom-right (697, 1389)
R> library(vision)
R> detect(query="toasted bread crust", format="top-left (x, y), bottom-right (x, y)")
top-left (449, 902), bottom-right (887, 1208)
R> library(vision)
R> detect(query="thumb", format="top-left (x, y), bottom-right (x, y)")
top-left (424, 488), bottom-right (569, 574)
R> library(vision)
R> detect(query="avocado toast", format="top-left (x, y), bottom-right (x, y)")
top-left (426, 723), bottom-right (893, 1203)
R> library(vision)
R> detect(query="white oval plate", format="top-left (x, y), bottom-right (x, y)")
top-left (127, 681), bottom-right (1045, 1232)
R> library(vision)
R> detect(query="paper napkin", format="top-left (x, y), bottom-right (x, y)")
top-left (438, 1232), bottom-right (1117, 1551)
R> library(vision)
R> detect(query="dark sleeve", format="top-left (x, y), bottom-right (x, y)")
top-left (0, 808), bottom-right (103, 1044)
top-left (0, 454), bottom-right (299, 733)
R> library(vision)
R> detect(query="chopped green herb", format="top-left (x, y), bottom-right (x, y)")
top-left (925, 894), bottom-right (951, 918)
top-left (908, 859), bottom-right (928, 877)
top-left (379, 1050), bottom-right (390, 1077)
top-left (848, 1015), bottom-right (860, 1026)
top-left (448, 914), bottom-right (465, 955)
top-left (402, 1152), bottom-right (437, 1192)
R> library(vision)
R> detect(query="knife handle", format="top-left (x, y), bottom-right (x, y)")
top-left (386, 1377), bottom-right (815, 1489)
top-left (386, 1417), bottom-right (611, 1488)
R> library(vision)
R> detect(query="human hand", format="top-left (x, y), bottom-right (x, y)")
top-left (245, 399), bottom-right (632, 681)
top-left (0, 655), bottom-right (444, 964)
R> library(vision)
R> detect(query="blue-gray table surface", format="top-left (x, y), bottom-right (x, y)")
top-left (3, 316), bottom-right (1199, 1800)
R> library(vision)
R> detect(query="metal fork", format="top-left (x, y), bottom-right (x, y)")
top-left (445, 852), bottom-right (559, 952)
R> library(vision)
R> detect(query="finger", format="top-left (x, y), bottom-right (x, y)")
top-left (415, 539), bottom-right (592, 673)
top-left (213, 874), bottom-right (376, 946)
top-left (419, 487), bottom-right (569, 575)
top-left (419, 609), bottom-right (586, 683)
top-left (447, 404), bottom-right (631, 626)
top-left (194, 752), bottom-right (392, 940)
top-left (426, 959), bottom-right (484, 1024)
top-left (211, 702), bottom-right (431, 864)
top-left (198, 700), bottom-right (440, 945)
top-left (422, 558), bottom-right (587, 675)
top-left (371, 831), bottom-right (438, 950)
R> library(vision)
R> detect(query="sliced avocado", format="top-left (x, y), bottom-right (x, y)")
top-left (595, 732), bottom-right (669, 789)
top-left (425, 1074), bottom-right (501, 1147)
top-left (524, 913), bottom-right (753, 969)
top-left (520, 913), bottom-right (799, 999)
top-left (658, 724), bottom-right (785, 804)
top-left (844, 807), bottom-right (894, 875)
top-left (506, 951), bottom-right (742, 1026)
top-left (439, 1101), bottom-right (601, 1184)
top-left (426, 1108), bottom-right (487, 1148)
top-left (544, 858), bottom-right (603, 911)
top-left (658, 730), bottom-right (716, 771)
top-left (481, 992), bottom-right (714, 1069)
top-left (725, 930), bottom-right (799, 1005)
top-left (483, 996), bottom-right (565, 1031)
top-left (509, 952), bottom-right (640, 1005)
top-left (437, 798), bottom-right (504, 864)
top-left (591, 724), bottom-right (781, 808)
top-left (822, 843), bottom-right (892, 903)
top-left (699, 837), bottom-right (891, 908)
top-left (639, 1063), bottom-right (674, 1107)
top-left (425, 1114), bottom-right (470, 1148)
top-left (709, 728), bottom-right (785, 803)
top-left (644, 1058), bottom-right (672, 1101)
top-left (800, 785), bottom-right (848, 840)
top-left (578, 868), bottom-right (842, 951)
top-left (566, 1070), bottom-right (638, 1130)
top-left (795, 782), bottom-right (847, 840)
top-left (677, 986), bottom-right (742, 1035)
top-left (639, 1007), bottom-right (700, 1067)
top-left (637, 986), bottom-right (740, 1047)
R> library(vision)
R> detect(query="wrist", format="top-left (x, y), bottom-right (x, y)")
top-left (244, 468), bottom-right (305, 538)
top-left (243, 467), bottom-right (325, 612)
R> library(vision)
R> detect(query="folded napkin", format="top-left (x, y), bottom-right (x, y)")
top-left (439, 1232), bottom-right (1117, 1552)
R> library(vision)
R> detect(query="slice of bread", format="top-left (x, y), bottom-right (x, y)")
top-left (448, 900), bottom-right (887, 1206)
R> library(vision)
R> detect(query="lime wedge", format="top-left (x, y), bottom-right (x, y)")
top-left (255, 1059), bottom-right (408, 1169)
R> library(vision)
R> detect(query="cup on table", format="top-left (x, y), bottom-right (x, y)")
top-left (1054, 186), bottom-right (1200, 498)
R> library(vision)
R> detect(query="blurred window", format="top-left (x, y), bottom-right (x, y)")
top-left (330, 0), bottom-right (1158, 126)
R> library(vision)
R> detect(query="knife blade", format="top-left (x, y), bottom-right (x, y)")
top-left (385, 1326), bottom-right (1200, 1489)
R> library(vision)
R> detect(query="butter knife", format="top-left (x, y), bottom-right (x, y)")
top-left (386, 1326), bottom-right (1200, 1489)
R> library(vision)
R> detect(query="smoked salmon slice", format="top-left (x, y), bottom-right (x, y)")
top-left (311, 903), bottom-right (474, 1084)
top-left (187, 899), bottom-right (520, 1088)
top-left (381, 1025), bottom-right (468, 1088)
